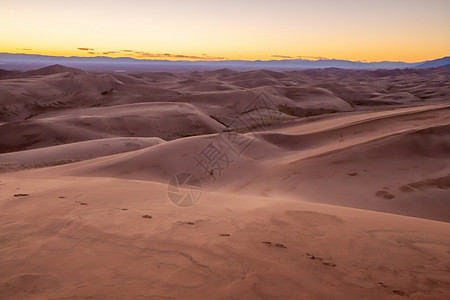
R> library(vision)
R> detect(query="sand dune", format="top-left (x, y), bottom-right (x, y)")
top-left (26, 103), bottom-right (448, 221)
top-left (0, 137), bottom-right (164, 171)
top-left (0, 66), bottom-right (449, 299)
top-left (0, 102), bottom-right (224, 153)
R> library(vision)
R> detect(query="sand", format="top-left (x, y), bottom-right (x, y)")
top-left (0, 65), bottom-right (449, 299)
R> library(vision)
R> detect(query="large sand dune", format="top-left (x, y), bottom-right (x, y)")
top-left (0, 66), bottom-right (449, 299)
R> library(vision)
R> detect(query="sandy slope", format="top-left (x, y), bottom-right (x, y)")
top-left (0, 175), bottom-right (449, 299)
top-left (0, 137), bottom-right (164, 171)
top-left (0, 102), bottom-right (223, 153)
top-left (0, 66), bottom-right (449, 299)
top-left (26, 104), bottom-right (448, 221)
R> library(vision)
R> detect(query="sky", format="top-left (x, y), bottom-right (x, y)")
top-left (1, 0), bottom-right (449, 62)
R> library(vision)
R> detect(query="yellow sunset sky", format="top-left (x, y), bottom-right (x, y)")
top-left (1, 0), bottom-right (449, 62)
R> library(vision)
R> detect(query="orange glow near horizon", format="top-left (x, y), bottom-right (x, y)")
top-left (1, 0), bottom-right (449, 63)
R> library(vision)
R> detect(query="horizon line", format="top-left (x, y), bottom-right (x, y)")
top-left (2, 52), bottom-right (449, 64)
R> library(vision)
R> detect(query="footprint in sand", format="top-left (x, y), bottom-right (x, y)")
top-left (58, 196), bottom-right (65, 199)
top-left (393, 290), bottom-right (406, 296)
top-left (219, 233), bottom-right (230, 237)
top-left (14, 193), bottom-right (29, 197)
top-left (142, 214), bottom-right (152, 219)
top-left (322, 262), bottom-right (336, 267)
top-left (80, 202), bottom-right (88, 205)
top-left (307, 253), bottom-right (320, 260)
top-left (307, 253), bottom-right (336, 267)
top-left (348, 172), bottom-right (358, 176)
top-left (177, 221), bottom-right (195, 225)
top-left (375, 190), bottom-right (396, 199)
top-left (383, 194), bottom-right (395, 200)
top-left (262, 241), bottom-right (287, 249)
top-left (122, 208), bottom-right (128, 211)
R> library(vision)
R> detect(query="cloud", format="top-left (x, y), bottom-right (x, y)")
top-left (168, 53), bottom-right (226, 60)
top-left (297, 55), bottom-right (329, 60)
top-left (76, 48), bottom-right (226, 60)
top-left (272, 55), bottom-right (294, 59)
top-left (114, 50), bottom-right (226, 60)
top-left (272, 55), bottom-right (331, 60)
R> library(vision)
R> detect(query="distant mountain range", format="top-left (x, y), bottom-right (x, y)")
top-left (0, 53), bottom-right (448, 73)
top-left (414, 56), bottom-right (450, 69)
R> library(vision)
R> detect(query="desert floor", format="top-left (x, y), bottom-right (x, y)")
top-left (0, 66), bottom-right (449, 299)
